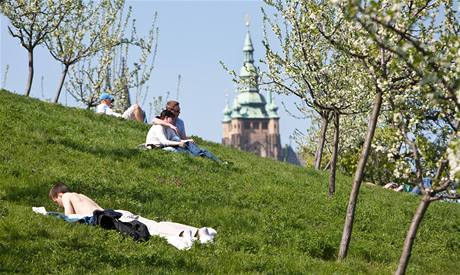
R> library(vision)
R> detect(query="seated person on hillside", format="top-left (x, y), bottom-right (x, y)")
top-left (95, 92), bottom-right (145, 122)
top-left (35, 183), bottom-right (217, 249)
top-left (152, 100), bottom-right (187, 139)
top-left (146, 110), bottom-right (221, 162)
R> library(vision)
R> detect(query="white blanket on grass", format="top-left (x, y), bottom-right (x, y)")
top-left (32, 207), bottom-right (217, 250)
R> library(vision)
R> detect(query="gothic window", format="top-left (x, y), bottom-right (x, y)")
top-left (252, 122), bottom-right (259, 129)
top-left (262, 122), bottom-right (268, 129)
top-left (244, 121), bottom-right (251, 129)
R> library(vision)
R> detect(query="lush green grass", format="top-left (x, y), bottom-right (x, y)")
top-left (0, 89), bottom-right (459, 274)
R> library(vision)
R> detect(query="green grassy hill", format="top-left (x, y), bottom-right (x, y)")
top-left (0, 90), bottom-right (459, 274)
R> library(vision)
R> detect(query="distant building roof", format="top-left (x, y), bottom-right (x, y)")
top-left (223, 26), bottom-right (279, 121)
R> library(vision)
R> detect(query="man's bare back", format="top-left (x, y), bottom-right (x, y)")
top-left (60, 192), bottom-right (103, 215)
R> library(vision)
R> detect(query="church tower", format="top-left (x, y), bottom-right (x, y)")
top-left (222, 24), bottom-right (282, 160)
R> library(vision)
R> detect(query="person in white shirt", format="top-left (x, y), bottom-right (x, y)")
top-left (146, 110), bottom-right (193, 149)
top-left (151, 100), bottom-right (187, 139)
top-left (95, 92), bottom-right (145, 122)
top-left (146, 110), bottom-right (222, 162)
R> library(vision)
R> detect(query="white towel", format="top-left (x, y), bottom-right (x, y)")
top-left (116, 209), bottom-right (217, 250)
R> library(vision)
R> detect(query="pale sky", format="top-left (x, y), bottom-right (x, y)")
top-left (0, 0), bottom-right (310, 149)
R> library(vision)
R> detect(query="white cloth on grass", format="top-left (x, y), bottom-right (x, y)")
top-left (32, 207), bottom-right (217, 250)
top-left (32, 206), bottom-right (91, 219)
top-left (115, 210), bottom-right (217, 250)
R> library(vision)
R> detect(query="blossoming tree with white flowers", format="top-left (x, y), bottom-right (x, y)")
top-left (308, 1), bottom-right (431, 261)
top-left (261, 0), bottom-right (373, 197)
top-left (260, 1), bottom-right (459, 270)
top-left (342, 1), bottom-right (460, 273)
top-left (45, 0), bottom-right (124, 103)
top-left (0, 0), bottom-right (70, 96)
top-left (64, 5), bottom-right (159, 111)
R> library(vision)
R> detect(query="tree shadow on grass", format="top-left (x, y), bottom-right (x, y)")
top-left (52, 137), bottom-right (142, 160)
top-left (47, 136), bottom-right (240, 174)
top-left (2, 181), bottom-right (50, 206)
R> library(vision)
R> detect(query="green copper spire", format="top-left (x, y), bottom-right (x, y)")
top-left (230, 23), bottom-right (268, 119)
top-left (243, 30), bottom-right (254, 59)
top-left (224, 22), bottom-right (279, 120)
top-left (239, 23), bottom-right (258, 83)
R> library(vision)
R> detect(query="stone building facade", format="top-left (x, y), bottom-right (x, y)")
top-left (222, 27), bottom-right (282, 160)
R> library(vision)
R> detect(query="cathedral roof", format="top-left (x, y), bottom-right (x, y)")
top-left (223, 25), bottom-right (279, 121)
top-left (231, 92), bottom-right (268, 119)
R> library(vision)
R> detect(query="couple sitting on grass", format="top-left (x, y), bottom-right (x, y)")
top-left (145, 101), bottom-right (223, 163)
top-left (34, 183), bottom-right (217, 250)
top-left (95, 93), bottom-right (222, 163)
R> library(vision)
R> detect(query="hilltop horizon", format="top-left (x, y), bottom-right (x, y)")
top-left (0, 0), bottom-right (309, 148)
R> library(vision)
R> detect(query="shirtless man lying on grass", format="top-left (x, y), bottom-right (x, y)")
top-left (46, 182), bottom-right (217, 249)
top-left (49, 182), bottom-right (103, 215)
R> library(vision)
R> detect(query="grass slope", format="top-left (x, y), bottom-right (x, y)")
top-left (0, 90), bottom-right (459, 274)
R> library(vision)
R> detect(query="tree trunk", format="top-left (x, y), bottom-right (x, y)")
top-left (328, 112), bottom-right (339, 197)
top-left (395, 194), bottom-right (431, 275)
top-left (54, 65), bottom-right (69, 103)
top-left (315, 112), bottom-right (330, 170)
top-left (395, 160), bottom-right (445, 274)
top-left (25, 49), bottom-right (34, 96)
top-left (338, 90), bottom-right (383, 260)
